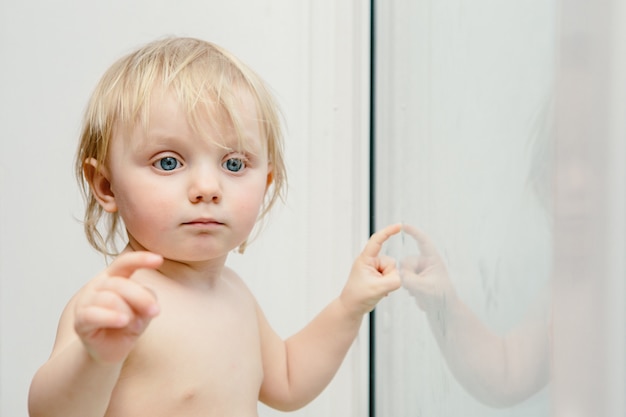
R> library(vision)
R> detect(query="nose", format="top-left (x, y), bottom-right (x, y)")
top-left (188, 167), bottom-right (221, 203)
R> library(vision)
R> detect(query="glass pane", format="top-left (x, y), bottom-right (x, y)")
top-left (372, 0), bottom-right (624, 416)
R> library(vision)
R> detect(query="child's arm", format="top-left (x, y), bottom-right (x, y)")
top-left (28, 251), bottom-right (162, 417)
top-left (257, 223), bottom-right (402, 411)
top-left (401, 225), bottom-right (550, 408)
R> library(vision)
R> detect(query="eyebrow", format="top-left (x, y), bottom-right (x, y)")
top-left (138, 130), bottom-right (265, 157)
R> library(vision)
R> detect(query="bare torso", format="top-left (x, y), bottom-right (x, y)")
top-left (101, 267), bottom-right (264, 417)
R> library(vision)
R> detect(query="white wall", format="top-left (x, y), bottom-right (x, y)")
top-left (0, 1), bottom-right (371, 416)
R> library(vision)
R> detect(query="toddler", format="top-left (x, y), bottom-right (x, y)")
top-left (28, 37), bottom-right (401, 417)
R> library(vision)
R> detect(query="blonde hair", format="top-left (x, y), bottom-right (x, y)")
top-left (75, 37), bottom-right (287, 256)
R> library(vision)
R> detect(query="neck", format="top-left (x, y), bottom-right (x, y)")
top-left (123, 243), bottom-right (229, 290)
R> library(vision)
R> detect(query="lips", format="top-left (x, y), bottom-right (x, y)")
top-left (182, 218), bottom-right (224, 226)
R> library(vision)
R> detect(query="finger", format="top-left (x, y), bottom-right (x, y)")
top-left (75, 305), bottom-right (131, 334)
top-left (377, 270), bottom-right (402, 293)
top-left (106, 251), bottom-right (163, 280)
top-left (400, 255), bottom-right (420, 270)
top-left (401, 272), bottom-right (426, 296)
top-left (100, 278), bottom-right (160, 317)
top-left (401, 224), bottom-right (438, 253)
top-left (76, 288), bottom-right (135, 328)
top-left (378, 254), bottom-right (397, 274)
top-left (400, 254), bottom-right (432, 275)
top-left (361, 223), bottom-right (402, 258)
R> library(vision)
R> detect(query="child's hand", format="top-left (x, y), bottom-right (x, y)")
top-left (340, 223), bottom-right (402, 317)
top-left (73, 251), bottom-right (163, 364)
top-left (400, 225), bottom-right (456, 312)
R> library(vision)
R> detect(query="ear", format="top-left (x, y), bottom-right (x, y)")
top-left (265, 167), bottom-right (274, 190)
top-left (83, 158), bottom-right (118, 213)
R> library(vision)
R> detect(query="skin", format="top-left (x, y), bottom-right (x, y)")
top-left (28, 90), bottom-right (402, 417)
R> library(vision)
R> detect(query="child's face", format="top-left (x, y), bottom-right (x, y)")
top-left (103, 90), bottom-right (271, 262)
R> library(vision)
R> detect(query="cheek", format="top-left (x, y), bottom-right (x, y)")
top-left (114, 185), bottom-right (171, 229)
top-left (234, 184), bottom-right (267, 218)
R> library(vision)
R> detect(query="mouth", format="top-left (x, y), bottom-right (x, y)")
top-left (182, 218), bottom-right (225, 227)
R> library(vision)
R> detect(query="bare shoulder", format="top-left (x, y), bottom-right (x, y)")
top-left (221, 266), bottom-right (256, 296)
top-left (217, 266), bottom-right (264, 319)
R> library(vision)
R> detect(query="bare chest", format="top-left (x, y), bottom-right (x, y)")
top-left (106, 286), bottom-right (263, 417)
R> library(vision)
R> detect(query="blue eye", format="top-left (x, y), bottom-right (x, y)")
top-left (155, 157), bottom-right (181, 171)
top-left (223, 158), bottom-right (245, 172)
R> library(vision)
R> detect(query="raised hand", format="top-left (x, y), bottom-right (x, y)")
top-left (400, 224), bottom-right (455, 312)
top-left (340, 223), bottom-right (402, 317)
top-left (73, 251), bottom-right (163, 364)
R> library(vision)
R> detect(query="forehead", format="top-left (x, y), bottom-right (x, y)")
top-left (122, 86), bottom-right (265, 151)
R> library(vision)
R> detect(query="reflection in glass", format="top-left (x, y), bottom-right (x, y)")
top-left (400, 224), bottom-right (550, 408)
top-left (373, 0), bottom-right (624, 416)
top-left (373, 0), bottom-right (556, 415)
